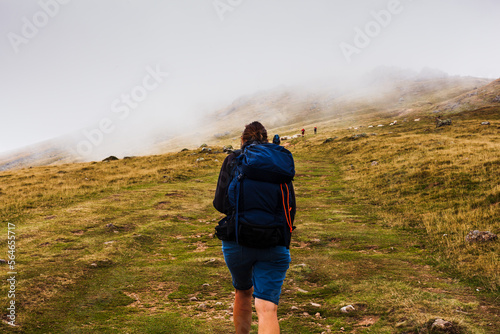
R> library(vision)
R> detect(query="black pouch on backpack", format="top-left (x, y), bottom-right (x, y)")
top-left (214, 216), bottom-right (236, 241)
top-left (237, 219), bottom-right (283, 248)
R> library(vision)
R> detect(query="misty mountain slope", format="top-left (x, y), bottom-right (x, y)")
top-left (190, 75), bottom-right (491, 145)
top-left (0, 75), bottom-right (494, 172)
top-left (435, 78), bottom-right (500, 114)
top-left (0, 141), bottom-right (77, 172)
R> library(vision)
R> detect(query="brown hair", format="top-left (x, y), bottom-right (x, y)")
top-left (241, 121), bottom-right (268, 146)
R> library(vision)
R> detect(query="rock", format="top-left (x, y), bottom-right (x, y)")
top-left (197, 303), bottom-right (208, 310)
top-left (196, 158), bottom-right (205, 163)
top-left (323, 137), bottom-right (337, 143)
top-left (90, 263), bottom-right (98, 267)
top-left (303, 312), bottom-right (310, 316)
top-left (431, 318), bottom-right (453, 330)
top-left (481, 121), bottom-right (490, 125)
top-left (180, 148), bottom-right (189, 152)
top-left (222, 145), bottom-right (233, 153)
top-left (371, 161), bottom-right (379, 166)
top-left (311, 302), bottom-right (321, 307)
top-left (436, 119), bottom-right (452, 128)
top-left (214, 131), bottom-right (230, 138)
top-left (190, 296), bottom-right (198, 301)
top-left (123, 156), bottom-right (135, 159)
top-left (414, 118), bottom-right (420, 122)
top-left (291, 306), bottom-right (299, 310)
top-left (105, 223), bottom-right (115, 228)
top-left (202, 283), bottom-right (210, 287)
top-left (447, 103), bottom-right (461, 110)
top-left (104, 241), bottom-right (115, 245)
top-left (215, 302), bottom-right (223, 306)
top-left (465, 230), bottom-right (498, 243)
top-left (340, 305), bottom-right (355, 313)
top-left (315, 312), bottom-right (321, 319)
top-left (199, 144), bottom-right (207, 148)
top-left (349, 133), bottom-right (368, 140)
top-left (200, 147), bottom-right (212, 153)
top-left (297, 288), bottom-right (309, 293)
top-left (102, 156), bottom-right (119, 162)
top-left (492, 95), bottom-right (500, 103)
top-left (0, 259), bottom-right (6, 264)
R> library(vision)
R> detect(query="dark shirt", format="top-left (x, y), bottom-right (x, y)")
top-left (213, 151), bottom-right (239, 215)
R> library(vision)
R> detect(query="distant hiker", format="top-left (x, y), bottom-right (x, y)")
top-left (314, 126), bottom-right (317, 134)
top-left (301, 128), bottom-right (305, 136)
top-left (272, 134), bottom-right (280, 145)
top-left (214, 121), bottom-right (296, 334)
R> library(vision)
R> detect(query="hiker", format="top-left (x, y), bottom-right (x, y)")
top-left (301, 128), bottom-right (305, 136)
top-left (314, 126), bottom-right (317, 134)
top-left (213, 121), bottom-right (296, 334)
top-left (272, 134), bottom-right (280, 145)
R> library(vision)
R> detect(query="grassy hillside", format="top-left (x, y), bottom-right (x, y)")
top-left (0, 106), bottom-right (499, 332)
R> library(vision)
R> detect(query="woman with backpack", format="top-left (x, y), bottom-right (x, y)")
top-left (213, 121), bottom-right (296, 334)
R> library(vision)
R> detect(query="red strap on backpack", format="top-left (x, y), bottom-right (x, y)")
top-left (280, 184), bottom-right (293, 232)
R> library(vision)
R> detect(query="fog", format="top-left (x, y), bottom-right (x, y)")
top-left (1, 0), bottom-right (499, 158)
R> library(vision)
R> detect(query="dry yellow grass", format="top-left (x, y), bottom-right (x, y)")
top-left (291, 108), bottom-right (500, 290)
top-left (0, 151), bottom-right (219, 223)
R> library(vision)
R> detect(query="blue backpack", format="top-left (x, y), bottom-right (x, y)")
top-left (215, 143), bottom-right (296, 248)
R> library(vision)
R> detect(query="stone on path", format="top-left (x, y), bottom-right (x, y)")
top-left (340, 305), bottom-right (355, 313)
top-left (465, 230), bottom-right (497, 243)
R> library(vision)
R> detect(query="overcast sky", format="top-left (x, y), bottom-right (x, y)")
top-left (1, 0), bottom-right (499, 154)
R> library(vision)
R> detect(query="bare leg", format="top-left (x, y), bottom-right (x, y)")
top-left (233, 288), bottom-right (253, 334)
top-left (255, 298), bottom-right (279, 334)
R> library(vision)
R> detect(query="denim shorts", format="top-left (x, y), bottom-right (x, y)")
top-left (222, 240), bottom-right (291, 305)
